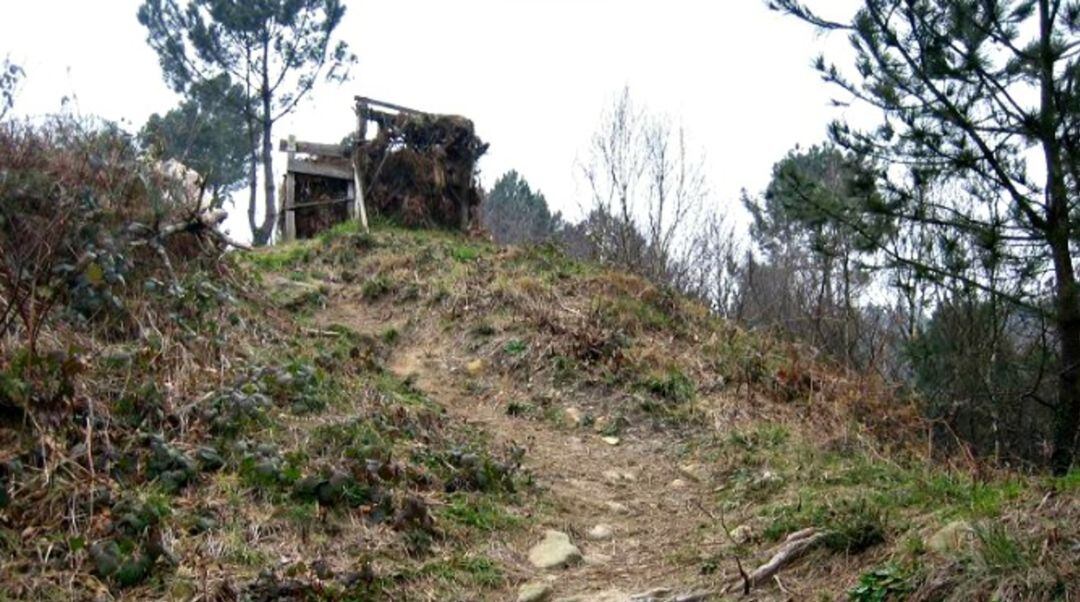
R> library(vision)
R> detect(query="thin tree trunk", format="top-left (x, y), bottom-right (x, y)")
top-left (253, 36), bottom-right (276, 247)
top-left (244, 41), bottom-right (259, 243)
top-left (1049, 239), bottom-right (1080, 474)
top-left (256, 109), bottom-right (275, 245)
top-left (1039, 0), bottom-right (1079, 474)
top-left (246, 125), bottom-right (258, 240)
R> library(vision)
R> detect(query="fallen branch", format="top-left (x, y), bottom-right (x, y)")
top-left (627, 588), bottom-right (715, 602)
top-left (724, 528), bottom-right (828, 594)
top-left (302, 328), bottom-right (346, 338)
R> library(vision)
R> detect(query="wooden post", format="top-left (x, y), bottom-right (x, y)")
top-left (346, 181), bottom-right (356, 221)
top-left (353, 162), bottom-right (369, 233)
top-left (283, 135), bottom-right (297, 241)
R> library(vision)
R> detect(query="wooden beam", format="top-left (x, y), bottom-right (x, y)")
top-left (287, 157), bottom-right (354, 180)
top-left (285, 197), bottom-right (351, 211)
top-left (354, 95), bottom-right (427, 117)
top-left (279, 139), bottom-right (350, 157)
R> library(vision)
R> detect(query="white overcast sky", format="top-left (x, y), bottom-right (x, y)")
top-left (1, 0), bottom-right (865, 240)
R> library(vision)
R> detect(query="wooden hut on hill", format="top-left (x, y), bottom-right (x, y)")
top-left (279, 97), bottom-right (487, 241)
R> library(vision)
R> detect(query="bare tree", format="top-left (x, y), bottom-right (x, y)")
top-left (579, 88), bottom-right (707, 287)
top-left (680, 210), bottom-right (744, 317)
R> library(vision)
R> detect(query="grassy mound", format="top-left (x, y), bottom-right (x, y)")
top-left (249, 222), bottom-right (1078, 600)
top-left (0, 124), bottom-right (525, 600)
top-left (1, 120), bottom-right (1075, 599)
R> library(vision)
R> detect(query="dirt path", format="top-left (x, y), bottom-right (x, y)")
top-left (324, 300), bottom-right (718, 601)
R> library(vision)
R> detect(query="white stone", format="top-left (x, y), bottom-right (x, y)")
top-left (602, 470), bottom-right (636, 485)
top-left (927, 521), bottom-right (975, 555)
top-left (518, 581), bottom-right (553, 602)
top-left (528, 530), bottom-right (583, 569)
top-left (603, 501), bottom-right (630, 514)
top-left (730, 524), bottom-right (752, 544)
top-left (588, 524), bottom-right (614, 541)
top-left (564, 407), bottom-right (583, 427)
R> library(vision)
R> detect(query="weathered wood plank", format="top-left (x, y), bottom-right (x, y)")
top-left (287, 157), bottom-right (354, 180)
top-left (285, 197), bottom-right (351, 211)
top-left (279, 139), bottom-right (350, 157)
top-left (283, 172), bottom-right (296, 242)
top-left (354, 95), bottom-right (426, 117)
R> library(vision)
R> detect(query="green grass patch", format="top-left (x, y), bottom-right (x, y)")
top-left (449, 244), bottom-right (482, 263)
top-left (440, 493), bottom-right (519, 533)
top-left (241, 242), bottom-right (316, 272)
top-left (973, 522), bottom-right (1034, 574)
top-left (362, 274), bottom-right (394, 300)
top-left (416, 554), bottom-right (504, 589)
top-left (727, 424), bottom-right (790, 450)
top-left (375, 372), bottom-right (435, 409)
top-left (765, 496), bottom-right (888, 554)
top-left (503, 339), bottom-right (528, 356)
top-left (639, 368), bottom-right (696, 404)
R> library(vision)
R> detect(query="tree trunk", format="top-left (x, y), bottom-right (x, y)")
top-left (252, 37), bottom-right (276, 247)
top-left (244, 42), bottom-right (259, 244)
top-left (255, 109), bottom-right (275, 246)
top-left (246, 124), bottom-right (258, 240)
top-left (1049, 240), bottom-right (1080, 474)
top-left (1039, 0), bottom-right (1079, 474)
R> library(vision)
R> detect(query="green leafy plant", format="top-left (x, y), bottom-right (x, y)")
top-left (849, 565), bottom-right (914, 601)
top-left (503, 339), bottom-right (528, 356)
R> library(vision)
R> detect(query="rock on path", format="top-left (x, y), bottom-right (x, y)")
top-left (529, 530), bottom-right (584, 569)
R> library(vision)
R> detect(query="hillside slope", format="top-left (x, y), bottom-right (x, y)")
top-left (243, 224), bottom-right (1078, 601)
top-left (2, 220), bottom-right (1077, 601)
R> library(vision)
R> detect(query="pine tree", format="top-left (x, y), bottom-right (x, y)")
top-left (771, 0), bottom-right (1080, 472)
top-left (744, 144), bottom-right (882, 365)
top-left (140, 75), bottom-right (252, 206)
top-left (482, 171), bottom-right (561, 245)
top-left (138, 0), bottom-right (356, 245)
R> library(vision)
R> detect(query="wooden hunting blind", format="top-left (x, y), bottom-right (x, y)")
top-left (279, 96), bottom-right (488, 241)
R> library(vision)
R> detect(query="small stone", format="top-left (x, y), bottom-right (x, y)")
top-left (601, 436), bottom-right (620, 446)
top-left (927, 520), bottom-right (975, 555)
top-left (564, 407), bottom-right (583, 427)
top-left (466, 359), bottom-right (485, 376)
top-left (603, 501), bottom-right (630, 514)
top-left (730, 524), bottom-right (752, 544)
top-left (528, 530), bottom-right (583, 569)
top-left (517, 581), bottom-right (553, 602)
top-left (752, 469), bottom-right (784, 489)
top-left (601, 469), bottom-right (635, 485)
top-left (669, 478), bottom-right (688, 489)
top-left (588, 524), bottom-right (614, 541)
top-left (585, 552), bottom-right (612, 565)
